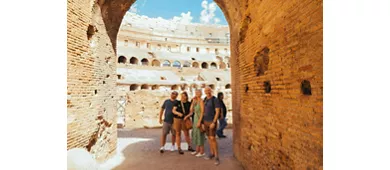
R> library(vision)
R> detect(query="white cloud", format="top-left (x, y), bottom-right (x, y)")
top-left (129, 4), bottom-right (138, 13)
top-left (172, 11), bottom-right (193, 25)
top-left (214, 18), bottom-right (221, 24)
top-left (200, 0), bottom-right (221, 25)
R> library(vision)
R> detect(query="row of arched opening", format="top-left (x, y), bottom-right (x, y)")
top-left (118, 56), bottom-right (229, 69)
top-left (129, 83), bottom-right (231, 91)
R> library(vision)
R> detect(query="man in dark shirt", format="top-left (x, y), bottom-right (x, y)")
top-left (216, 92), bottom-right (227, 138)
top-left (202, 87), bottom-right (221, 165)
top-left (159, 91), bottom-right (179, 153)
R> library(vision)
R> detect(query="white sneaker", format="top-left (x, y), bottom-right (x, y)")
top-left (170, 145), bottom-right (176, 151)
top-left (191, 151), bottom-right (198, 155)
top-left (195, 153), bottom-right (205, 157)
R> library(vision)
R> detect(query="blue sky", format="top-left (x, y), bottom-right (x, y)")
top-left (129, 0), bottom-right (228, 25)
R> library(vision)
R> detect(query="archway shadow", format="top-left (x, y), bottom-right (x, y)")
top-left (103, 128), bottom-right (243, 170)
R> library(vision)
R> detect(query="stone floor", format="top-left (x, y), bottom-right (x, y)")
top-left (100, 128), bottom-right (243, 170)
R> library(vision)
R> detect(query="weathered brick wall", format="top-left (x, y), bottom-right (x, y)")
top-left (67, 0), bottom-right (322, 168)
top-left (67, 0), bottom-right (117, 162)
top-left (218, 0), bottom-right (323, 169)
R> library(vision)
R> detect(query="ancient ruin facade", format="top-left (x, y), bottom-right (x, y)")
top-left (116, 12), bottom-right (233, 128)
top-left (67, 0), bottom-right (323, 169)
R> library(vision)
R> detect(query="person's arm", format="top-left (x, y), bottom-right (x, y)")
top-left (211, 98), bottom-right (221, 128)
top-left (220, 102), bottom-right (224, 119)
top-left (186, 102), bottom-right (194, 120)
top-left (190, 101), bottom-right (194, 115)
top-left (159, 102), bottom-right (165, 124)
top-left (197, 100), bottom-right (205, 127)
top-left (172, 106), bottom-right (183, 117)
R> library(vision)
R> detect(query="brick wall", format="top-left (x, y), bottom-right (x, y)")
top-left (67, 0), bottom-right (117, 162)
top-left (220, 0), bottom-right (323, 169)
top-left (67, 0), bottom-right (322, 168)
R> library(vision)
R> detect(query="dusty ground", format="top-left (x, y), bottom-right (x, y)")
top-left (102, 128), bottom-right (243, 170)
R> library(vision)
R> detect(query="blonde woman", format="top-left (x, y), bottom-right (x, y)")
top-left (189, 89), bottom-right (206, 157)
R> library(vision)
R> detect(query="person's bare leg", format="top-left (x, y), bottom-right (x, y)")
top-left (171, 134), bottom-right (175, 146)
top-left (176, 131), bottom-right (184, 154)
top-left (200, 145), bottom-right (204, 154)
top-left (176, 131), bottom-right (181, 149)
top-left (207, 135), bottom-right (215, 155)
top-left (209, 136), bottom-right (217, 155)
top-left (161, 133), bottom-right (166, 147)
top-left (184, 130), bottom-right (192, 148)
top-left (196, 146), bottom-right (200, 154)
top-left (209, 136), bottom-right (220, 165)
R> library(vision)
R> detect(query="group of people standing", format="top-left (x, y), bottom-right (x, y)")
top-left (159, 87), bottom-right (228, 165)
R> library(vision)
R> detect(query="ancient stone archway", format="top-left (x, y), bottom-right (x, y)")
top-left (162, 60), bottom-right (171, 67)
top-left (141, 58), bottom-right (149, 66)
top-left (191, 84), bottom-right (199, 89)
top-left (118, 56), bottom-right (127, 64)
top-left (141, 84), bottom-right (149, 90)
top-left (130, 84), bottom-right (139, 91)
top-left (220, 62), bottom-right (226, 69)
top-left (151, 85), bottom-right (159, 90)
top-left (181, 84), bottom-right (188, 91)
top-left (67, 0), bottom-right (323, 169)
top-left (210, 62), bottom-right (217, 69)
top-left (172, 61), bottom-right (181, 68)
top-left (171, 85), bottom-right (178, 90)
top-left (192, 62), bottom-right (199, 68)
top-left (151, 59), bottom-right (160, 67)
top-left (130, 57), bottom-right (138, 65)
top-left (201, 62), bottom-right (208, 69)
top-left (183, 61), bottom-right (191, 67)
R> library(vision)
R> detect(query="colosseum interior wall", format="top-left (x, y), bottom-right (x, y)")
top-left (67, 0), bottom-right (323, 169)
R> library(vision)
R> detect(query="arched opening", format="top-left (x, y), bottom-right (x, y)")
top-left (210, 62), bottom-right (217, 69)
top-left (162, 60), bottom-right (171, 67)
top-left (141, 58), bottom-right (149, 66)
top-left (219, 62), bottom-right (226, 69)
top-left (201, 62), bottom-right (208, 69)
top-left (118, 56), bottom-right (127, 64)
top-left (181, 84), bottom-right (188, 91)
top-left (141, 84), bottom-right (149, 90)
top-left (151, 85), bottom-right (159, 90)
top-left (130, 84), bottom-right (139, 91)
top-left (224, 56), bottom-right (230, 62)
top-left (225, 84), bottom-right (231, 89)
top-left (192, 62), bottom-right (199, 68)
top-left (191, 84), bottom-right (199, 89)
top-left (209, 84), bottom-right (215, 90)
top-left (130, 57), bottom-right (139, 65)
top-left (183, 61), bottom-right (191, 67)
top-left (172, 61), bottom-right (181, 68)
top-left (171, 85), bottom-right (178, 90)
top-left (151, 59), bottom-right (160, 67)
top-left (216, 56), bottom-right (223, 63)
